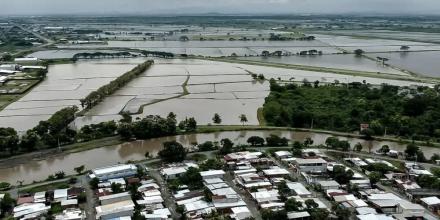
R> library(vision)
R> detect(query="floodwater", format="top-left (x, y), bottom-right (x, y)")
top-left (0, 130), bottom-right (438, 184)
top-left (369, 51), bottom-right (440, 78)
top-left (73, 58), bottom-right (432, 129)
top-left (239, 54), bottom-right (407, 75)
top-left (0, 58), bottom-right (146, 132)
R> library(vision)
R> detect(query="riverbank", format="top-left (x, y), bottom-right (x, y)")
top-left (1, 125), bottom-right (440, 169)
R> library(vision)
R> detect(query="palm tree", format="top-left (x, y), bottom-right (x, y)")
top-left (239, 114), bottom-right (248, 126)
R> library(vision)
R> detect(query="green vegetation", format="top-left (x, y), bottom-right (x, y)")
top-left (80, 60), bottom-right (154, 110)
top-left (158, 141), bottom-right (187, 163)
top-left (263, 81), bottom-right (440, 142)
top-left (19, 181), bottom-right (70, 194)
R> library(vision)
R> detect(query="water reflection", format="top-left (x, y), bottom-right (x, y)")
top-left (0, 130), bottom-right (437, 184)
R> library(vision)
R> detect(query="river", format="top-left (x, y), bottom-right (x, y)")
top-left (0, 130), bottom-right (437, 184)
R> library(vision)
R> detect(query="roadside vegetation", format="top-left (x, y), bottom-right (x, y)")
top-left (263, 80), bottom-right (440, 143)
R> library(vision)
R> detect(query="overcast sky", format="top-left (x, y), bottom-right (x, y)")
top-left (2, 0), bottom-right (440, 16)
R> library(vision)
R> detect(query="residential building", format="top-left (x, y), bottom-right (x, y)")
top-left (200, 170), bottom-right (225, 180)
top-left (420, 196), bottom-right (440, 213)
top-left (294, 158), bottom-right (327, 173)
top-left (95, 199), bottom-right (135, 220)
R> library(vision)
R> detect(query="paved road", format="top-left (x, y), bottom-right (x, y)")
top-left (79, 175), bottom-right (96, 220)
top-left (148, 168), bottom-right (181, 219)
top-left (224, 172), bottom-right (262, 220)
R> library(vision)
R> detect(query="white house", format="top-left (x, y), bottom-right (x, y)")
top-left (99, 192), bottom-right (132, 206)
top-left (230, 206), bottom-right (251, 220)
top-left (200, 170), bottom-right (225, 180)
top-left (90, 164), bottom-right (137, 181)
top-left (95, 200), bottom-right (135, 220)
top-left (286, 182), bottom-right (312, 198)
top-left (54, 189), bottom-right (68, 202)
top-left (274, 151), bottom-right (293, 159)
top-left (317, 180), bottom-right (340, 190)
top-left (294, 158), bottom-right (327, 173)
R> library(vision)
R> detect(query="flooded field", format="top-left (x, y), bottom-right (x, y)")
top-left (28, 50), bottom-right (126, 59)
top-left (239, 54), bottom-right (407, 75)
top-left (369, 51), bottom-right (440, 78)
top-left (74, 58), bottom-right (432, 128)
top-left (0, 129), bottom-right (438, 184)
top-left (0, 58), bottom-right (147, 132)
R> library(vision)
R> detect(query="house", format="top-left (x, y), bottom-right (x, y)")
top-left (61, 199), bottom-right (78, 208)
top-left (160, 163), bottom-right (198, 180)
top-left (33, 191), bottom-right (46, 203)
top-left (294, 158), bottom-right (327, 173)
top-left (368, 193), bottom-right (402, 214)
top-left (54, 208), bottom-right (85, 220)
top-left (356, 213), bottom-right (394, 220)
top-left (230, 206), bottom-right (252, 220)
top-left (95, 199), bottom-right (135, 220)
top-left (274, 151), bottom-right (293, 159)
top-left (99, 192), bottom-right (132, 205)
top-left (250, 190), bottom-right (280, 205)
top-left (54, 188), bottom-right (69, 202)
top-left (200, 170), bottom-right (225, 180)
top-left (420, 196), bottom-right (440, 213)
top-left (224, 151), bottom-right (262, 162)
top-left (317, 180), bottom-right (340, 190)
top-left (17, 196), bottom-right (34, 205)
top-left (287, 211), bottom-right (310, 220)
top-left (396, 200), bottom-right (425, 218)
top-left (349, 179), bottom-right (371, 189)
top-left (90, 164), bottom-right (137, 181)
top-left (286, 182), bottom-right (312, 198)
top-left (263, 168), bottom-right (290, 178)
top-left (13, 203), bottom-right (50, 219)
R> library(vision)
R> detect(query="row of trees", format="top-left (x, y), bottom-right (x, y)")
top-left (264, 80), bottom-right (440, 142)
top-left (80, 60), bottom-right (154, 110)
top-left (73, 51), bottom-right (135, 60)
top-left (0, 106), bottom-right (78, 156)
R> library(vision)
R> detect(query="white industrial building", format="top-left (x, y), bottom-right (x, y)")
top-left (294, 158), bottom-right (327, 173)
top-left (90, 164), bottom-right (137, 181)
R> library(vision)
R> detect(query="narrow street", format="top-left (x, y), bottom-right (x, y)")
top-left (148, 168), bottom-right (181, 219)
top-left (224, 172), bottom-right (262, 220)
top-left (79, 175), bottom-right (96, 220)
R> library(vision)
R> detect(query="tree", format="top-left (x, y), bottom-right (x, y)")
top-left (197, 141), bottom-right (215, 151)
top-left (158, 141), bottom-right (187, 162)
top-left (333, 204), bottom-right (352, 220)
top-left (0, 193), bottom-right (16, 216)
top-left (111, 183), bottom-right (123, 193)
top-left (304, 199), bottom-right (319, 209)
top-left (325, 137), bottom-right (339, 148)
top-left (55, 171), bottom-right (65, 179)
top-left (74, 165), bottom-right (85, 175)
top-left (199, 159), bottom-right (223, 171)
top-left (120, 111), bottom-right (132, 123)
top-left (380, 145), bottom-right (390, 154)
top-left (304, 137), bottom-right (314, 147)
top-left (180, 167), bottom-right (203, 189)
top-left (354, 143), bottom-right (363, 152)
top-left (431, 153), bottom-right (440, 163)
top-left (219, 138), bottom-right (234, 155)
top-left (261, 209), bottom-right (287, 220)
top-left (405, 143), bottom-right (419, 159)
top-left (368, 171), bottom-right (382, 185)
top-left (266, 134), bottom-right (289, 146)
top-left (309, 208), bottom-right (329, 220)
top-left (89, 177), bottom-right (99, 190)
top-left (354, 49), bottom-right (364, 56)
top-left (332, 165), bottom-right (354, 184)
top-left (247, 136), bottom-right (265, 146)
top-left (212, 113), bottom-right (222, 124)
top-left (285, 198), bottom-right (302, 212)
top-left (239, 114), bottom-right (248, 126)
top-left (117, 122), bottom-right (133, 140)
top-left (19, 131), bottom-right (39, 152)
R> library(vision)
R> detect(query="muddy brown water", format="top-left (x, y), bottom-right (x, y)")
top-left (0, 130), bottom-right (437, 184)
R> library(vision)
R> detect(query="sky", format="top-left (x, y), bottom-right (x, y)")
top-left (2, 0), bottom-right (440, 16)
